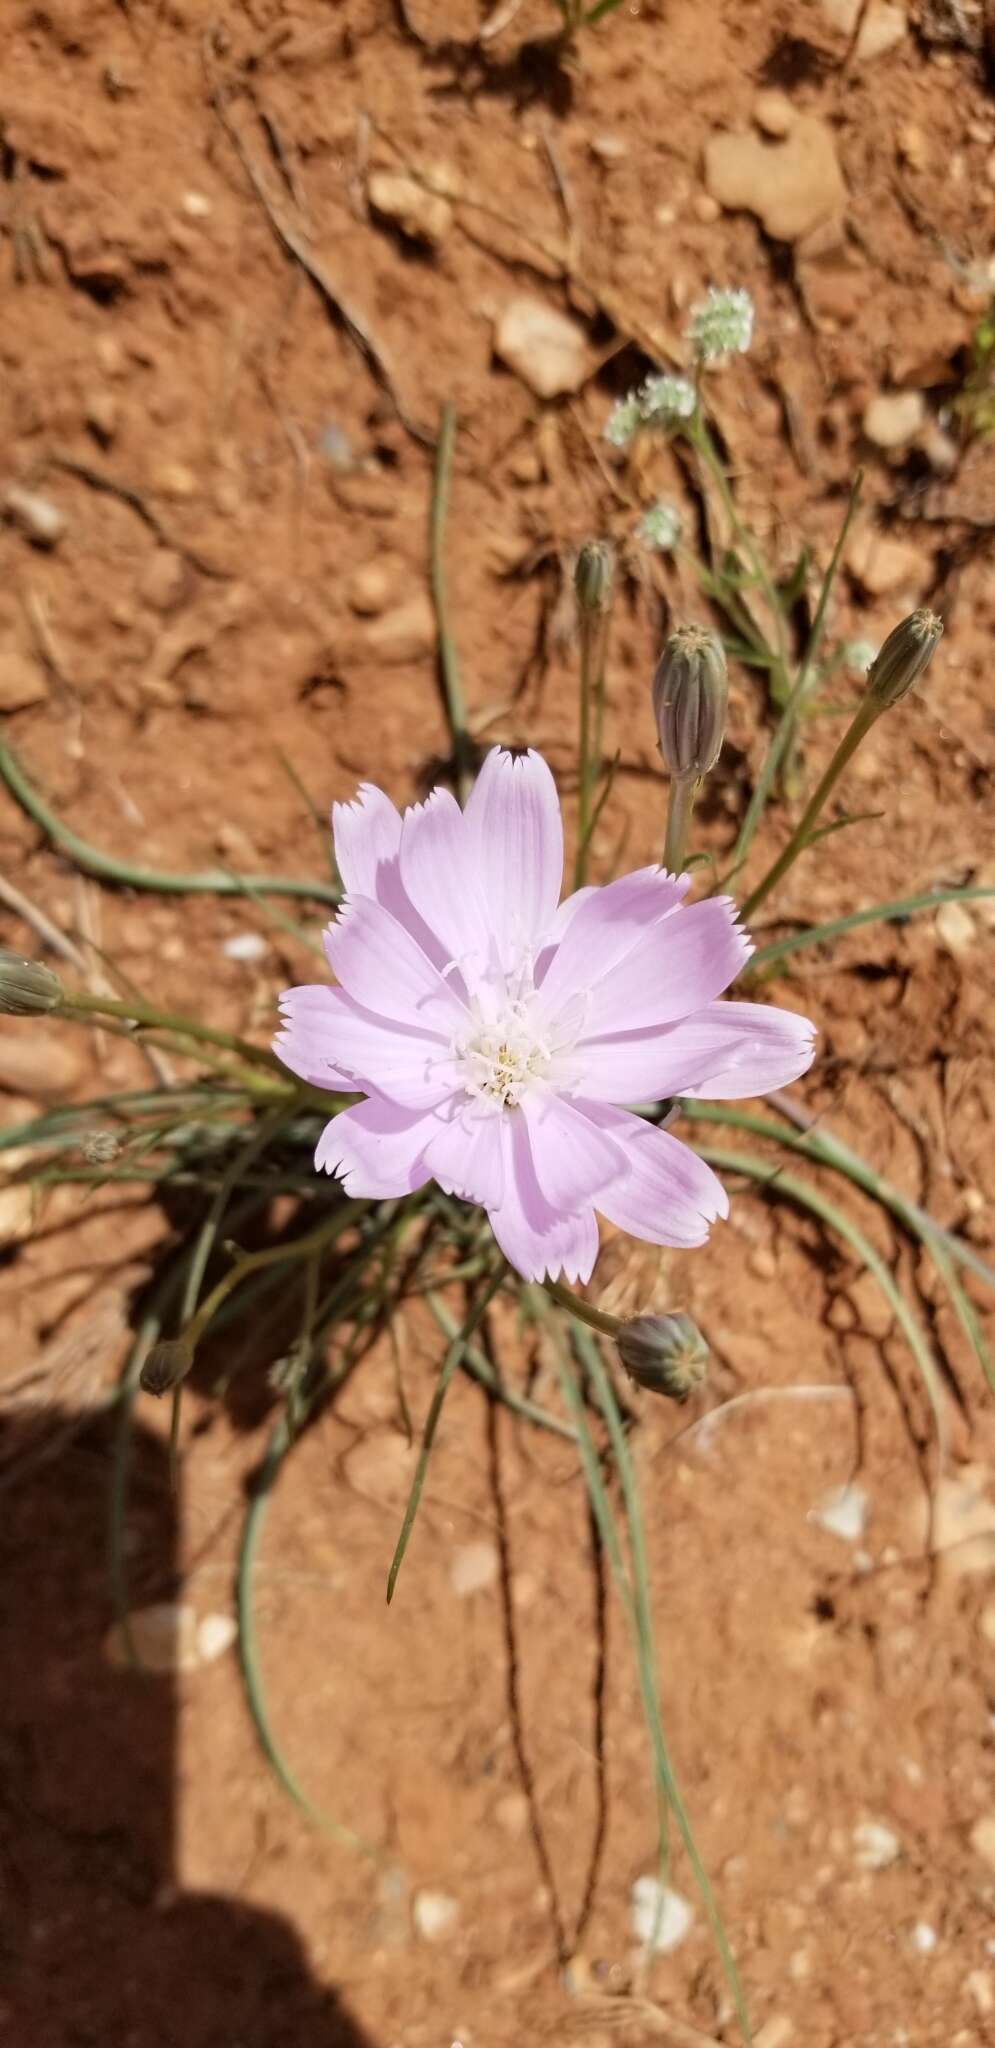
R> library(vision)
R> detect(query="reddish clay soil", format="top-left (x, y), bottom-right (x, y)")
top-left (2, 3), bottom-right (995, 2045)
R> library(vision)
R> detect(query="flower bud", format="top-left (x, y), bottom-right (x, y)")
top-left (616, 1312), bottom-right (708, 1402)
top-left (652, 625), bottom-right (728, 781)
top-left (82, 1129), bottom-right (121, 1166)
top-left (574, 540), bottom-right (614, 614)
top-left (0, 950), bottom-right (63, 1016)
top-left (865, 607), bottom-right (942, 709)
top-left (140, 1335), bottom-right (195, 1397)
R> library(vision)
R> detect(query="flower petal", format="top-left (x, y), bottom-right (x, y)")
top-left (276, 984), bottom-right (458, 1107)
top-left (583, 1101), bottom-right (729, 1247)
top-left (315, 1096), bottom-right (438, 1198)
top-left (398, 788), bottom-right (488, 974)
top-left (521, 1088), bottom-right (626, 1211)
top-left (325, 897), bottom-right (466, 1033)
top-left (421, 1105), bottom-right (506, 1210)
top-left (536, 868), bottom-right (689, 1023)
top-left (332, 784), bottom-right (402, 897)
top-left (568, 1030), bottom-right (743, 1105)
top-left (652, 1000), bottom-right (816, 1099)
top-left (463, 748), bottom-right (563, 966)
top-left (486, 1112), bottom-right (598, 1283)
top-left (272, 985), bottom-right (356, 1090)
top-left (575, 898), bottom-right (751, 1039)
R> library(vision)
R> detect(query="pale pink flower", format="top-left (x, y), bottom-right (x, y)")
top-left (275, 750), bottom-right (814, 1283)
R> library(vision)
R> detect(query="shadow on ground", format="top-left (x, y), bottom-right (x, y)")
top-left (0, 1401), bottom-right (374, 2048)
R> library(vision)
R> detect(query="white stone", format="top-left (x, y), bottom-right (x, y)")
top-left (863, 390), bottom-right (925, 449)
top-left (811, 1483), bottom-right (868, 1543)
top-left (197, 1612), bottom-right (238, 1663)
top-left (819, 0), bottom-right (907, 61)
top-left (935, 902), bottom-right (975, 956)
top-left (3, 485), bottom-right (66, 546)
top-left (412, 1888), bottom-right (459, 1941)
top-left (853, 1819), bottom-right (901, 1870)
top-left (104, 1603), bottom-right (200, 1673)
top-left (493, 296), bottom-right (589, 398)
top-left (449, 1541), bottom-right (500, 1597)
top-left (222, 932), bottom-right (267, 963)
top-left (704, 115), bottom-right (845, 243)
top-left (630, 1875), bottom-right (693, 1952)
top-left (368, 172), bottom-right (451, 247)
top-left (911, 1921), bottom-right (937, 1954)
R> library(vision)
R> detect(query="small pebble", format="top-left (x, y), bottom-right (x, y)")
top-left (95, 334), bottom-right (127, 377)
top-left (0, 646), bottom-right (48, 712)
top-left (897, 123), bottom-right (929, 170)
top-left (754, 2022), bottom-right (795, 2048)
top-left (412, 1889), bottom-right (459, 1941)
top-left (753, 88), bottom-right (795, 138)
top-left (222, 932), bottom-right (267, 964)
top-left (493, 296), bottom-right (590, 399)
top-left (368, 171), bottom-right (451, 247)
top-left (152, 462), bottom-right (198, 501)
top-left (362, 592), bottom-right (436, 663)
top-left (85, 389), bottom-right (119, 444)
top-left (630, 1875), bottom-right (693, 1953)
top-left (347, 561), bottom-right (395, 617)
top-left (139, 548), bottom-right (191, 615)
top-left (862, 389), bottom-right (925, 450)
top-left (105, 1603), bottom-right (200, 1673)
top-left (181, 190), bottom-right (212, 218)
top-left (449, 1541), bottom-right (500, 1597)
top-left (197, 1613), bottom-right (237, 1663)
top-left (936, 901), bottom-right (975, 957)
top-left (968, 1970), bottom-right (995, 2017)
top-left (749, 1245), bottom-right (777, 1280)
top-left (853, 1819), bottom-right (901, 1870)
top-left (970, 1816), bottom-right (995, 1872)
top-left (812, 1483), bottom-right (868, 1544)
top-left (911, 1922), bottom-right (937, 1955)
top-left (589, 133), bottom-right (628, 163)
top-left (3, 485), bottom-right (66, 547)
top-left (692, 192), bottom-right (720, 224)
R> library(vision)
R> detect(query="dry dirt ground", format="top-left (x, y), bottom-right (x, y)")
top-left (3, 2), bottom-right (995, 2044)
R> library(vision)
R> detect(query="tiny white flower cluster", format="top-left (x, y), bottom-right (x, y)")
top-left (687, 286), bottom-right (754, 362)
top-left (604, 372), bottom-right (696, 450)
top-left (637, 500), bottom-right (682, 552)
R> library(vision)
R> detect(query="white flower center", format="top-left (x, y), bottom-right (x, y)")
top-left (454, 998), bottom-right (553, 1111)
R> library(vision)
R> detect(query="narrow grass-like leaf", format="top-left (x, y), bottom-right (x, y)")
top-left (386, 1262), bottom-right (507, 1603)
top-left (748, 885), bottom-right (995, 973)
top-left (693, 1143), bottom-right (948, 1450)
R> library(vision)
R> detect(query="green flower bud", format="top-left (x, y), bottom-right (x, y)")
top-left (865, 607), bottom-right (942, 709)
top-left (652, 625), bottom-right (728, 781)
top-left (0, 950), bottom-right (63, 1016)
top-left (616, 1311), bottom-right (708, 1402)
top-left (140, 1335), bottom-right (195, 1397)
top-left (574, 540), bottom-right (614, 614)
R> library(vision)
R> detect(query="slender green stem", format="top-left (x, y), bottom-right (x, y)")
top-left (0, 739), bottom-right (340, 905)
top-left (663, 773), bottom-right (698, 876)
top-left (730, 474), bottom-right (863, 876)
top-left (425, 1292), bottom-right (579, 1441)
top-left (694, 1143), bottom-right (947, 1454)
top-left (186, 1205), bottom-right (365, 1348)
top-left (56, 987), bottom-right (284, 1074)
top-left (739, 697), bottom-right (879, 924)
top-left (544, 1276), bottom-right (622, 1339)
top-left (430, 401), bottom-right (472, 801)
top-left (748, 885), bottom-right (995, 973)
top-left (575, 605), bottom-right (610, 889)
top-left (386, 1261), bottom-right (507, 1603)
top-left (565, 1325), bottom-right (753, 2043)
top-left (688, 414), bottom-right (789, 704)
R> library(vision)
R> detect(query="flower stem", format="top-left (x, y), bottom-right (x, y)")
top-left (687, 413), bottom-right (790, 705)
top-left (739, 696), bottom-right (879, 924)
top-left (543, 1276), bottom-right (623, 1339)
top-left (430, 401), bottom-right (473, 803)
top-left (663, 772), bottom-right (698, 875)
top-left (55, 987), bottom-right (283, 1074)
top-left (575, 606), bottom-right (610, 890)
